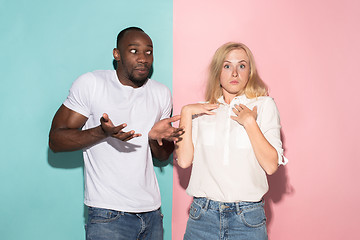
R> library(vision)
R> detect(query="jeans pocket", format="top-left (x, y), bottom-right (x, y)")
top-left (189, 201), bottom-right (203, 220)
top-left (240, 204), bottom-right (267, 228)
top-left (88, 207), bottom-right (122, 224)
top-left (157, 209), bottom-right (164, 223)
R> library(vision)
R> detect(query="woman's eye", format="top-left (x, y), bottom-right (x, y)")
top-left (224, 65), bottom-right (230, 69)
top-left (240, 64), bottom-right (245, 69)
top-left (146, 50), bottom-right (152, 55)
top-left (130, 49), bottom-right (137, 54)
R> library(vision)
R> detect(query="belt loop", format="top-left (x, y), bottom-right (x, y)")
top-left (204, 198), bottom-right (210, 210)
top-left (236, 202), bottom-right (241, 215)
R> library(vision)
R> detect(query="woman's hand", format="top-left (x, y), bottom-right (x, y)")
top-left (231, 104), bottom-right (279, 175)
top-left (230, 104), bottom-right (257, 127)
top-left (175, 103), bottom-right (218, 169)
top-left (181, 103), bottom-right (219, 117)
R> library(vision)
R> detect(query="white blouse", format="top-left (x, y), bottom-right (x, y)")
top-left (186, 95), bottom-right (288, 202)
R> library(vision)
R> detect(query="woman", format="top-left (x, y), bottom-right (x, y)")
top-left (175, 42), bottom-right (288, 240)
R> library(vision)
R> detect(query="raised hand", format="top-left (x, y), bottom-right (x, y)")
top-left (230, 104), bottom-right (257, 126)
top-left (100, 113), bottom-right (142, 141)
top-left (175, 103), bottom-right (218, 168)
top-left (148, 115), bottom-right (184, 146)
top-left (181, 103), bottom-right (219, 117)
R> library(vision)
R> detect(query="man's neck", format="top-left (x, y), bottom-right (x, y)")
top-left (116, 70), bottom-right (143, 88)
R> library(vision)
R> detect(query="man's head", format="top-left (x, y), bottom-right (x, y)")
top-left (113, 27), bottom-right (153, 88)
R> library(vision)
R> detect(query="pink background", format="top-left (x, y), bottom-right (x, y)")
top-left (172, 0), bottom-right (360, 239)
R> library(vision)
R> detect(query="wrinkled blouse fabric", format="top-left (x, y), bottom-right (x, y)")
top-left (186, 95), bottom-right (288, 202)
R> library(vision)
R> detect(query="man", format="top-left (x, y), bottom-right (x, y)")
top-left (49, 27), bottom-right (182, 240)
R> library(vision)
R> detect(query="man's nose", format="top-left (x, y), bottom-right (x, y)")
top-left (137, 52), bottom-right (147, 63)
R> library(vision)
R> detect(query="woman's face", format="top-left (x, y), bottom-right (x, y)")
top-left (219, 48), bottom-right (250, 103)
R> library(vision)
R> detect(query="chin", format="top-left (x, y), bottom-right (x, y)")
top-left (130, 77), bottom-right (148, 86)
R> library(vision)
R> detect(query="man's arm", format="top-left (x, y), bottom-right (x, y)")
top-left (148, 116), bottom-right (184, 161)
top-left (49, 105), bottom-right (140, 152)
top-left (149, 139), bottom-right (175, 161)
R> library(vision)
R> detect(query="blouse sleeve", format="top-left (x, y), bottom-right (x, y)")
top-left (191, 115), bottom-right (199, 148)
top-left (258, 98), bottom-right (288, 165)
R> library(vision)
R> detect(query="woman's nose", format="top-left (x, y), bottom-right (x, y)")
top-left (232, 69), bottom-right (238, 77)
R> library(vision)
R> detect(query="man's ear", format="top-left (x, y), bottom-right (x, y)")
top-left (113, 48), bottom-right (120, 61)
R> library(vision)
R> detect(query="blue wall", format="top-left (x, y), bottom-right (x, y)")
top-left (0, 0), bottom-right (173, 239)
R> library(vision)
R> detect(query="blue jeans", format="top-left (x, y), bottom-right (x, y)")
top-left (86, 206), bottom-right (163, 240)
top-left (184, 197), bottom-right (268, 240)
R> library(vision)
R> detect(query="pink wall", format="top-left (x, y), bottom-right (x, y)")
top-left (172, 0), bottom-right (360, 239)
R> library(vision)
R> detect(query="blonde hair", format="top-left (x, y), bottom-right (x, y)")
top-left (205, 42), bottom-right (268, 103)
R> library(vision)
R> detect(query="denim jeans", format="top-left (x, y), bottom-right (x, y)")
top-left (86, 206), bottom-right (163, 240)
top-left (184, 197), bottom-right (268, 240)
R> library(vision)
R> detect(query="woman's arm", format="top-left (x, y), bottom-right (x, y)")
top-left (175, 103), bottom-right (218, 168)
top-left (231, 104), bottom-right (278, 175)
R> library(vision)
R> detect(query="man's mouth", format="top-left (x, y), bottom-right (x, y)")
top-left (134, 66), bottom-right (149, 74)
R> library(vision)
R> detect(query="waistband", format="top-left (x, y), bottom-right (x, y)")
top-left (87, 206), bottom-right (160, 215)
top-left (193, 197), bottom-right (264, 213)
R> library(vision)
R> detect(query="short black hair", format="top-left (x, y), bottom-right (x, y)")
top-left (116, 27), bottom-right (144, 49)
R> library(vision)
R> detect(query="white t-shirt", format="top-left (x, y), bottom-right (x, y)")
top-left (186, 95), bottom-right (287, 202)
top-left (63, 70), bottom-right (172, 212)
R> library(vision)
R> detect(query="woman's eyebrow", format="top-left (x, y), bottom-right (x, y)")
top-left (223, 59), bottom-right (248, 63)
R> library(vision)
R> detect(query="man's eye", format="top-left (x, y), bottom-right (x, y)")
top-left (130, 49), bottom-right (137, 53)
top-left (146, 50), bottom-right (152, 55)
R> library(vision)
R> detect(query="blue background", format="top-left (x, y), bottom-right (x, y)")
top-left (0, 0), bottom-right (174, 239)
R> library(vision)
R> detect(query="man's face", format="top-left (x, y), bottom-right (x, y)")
top-left (114, 30), bottom-right (153, 87)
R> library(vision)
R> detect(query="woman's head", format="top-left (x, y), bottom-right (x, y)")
top-left (205, 42), bottom-right (268, 103)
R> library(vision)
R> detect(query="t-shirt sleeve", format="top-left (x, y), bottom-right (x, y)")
top-left (63, 72), bottom-right (96, 118)
top-left (159, 87), bottom-right (173, 120)
top-left (259, 98), bottom-right (288, 165)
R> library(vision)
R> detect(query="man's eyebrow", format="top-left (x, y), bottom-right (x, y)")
top-left (128, 43), bottom-right (153, 48)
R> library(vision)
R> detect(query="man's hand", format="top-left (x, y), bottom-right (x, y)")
top-left (148, 115), bottom-right (184, 146)
top-left (100, 113), bottom-right (142, 141)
